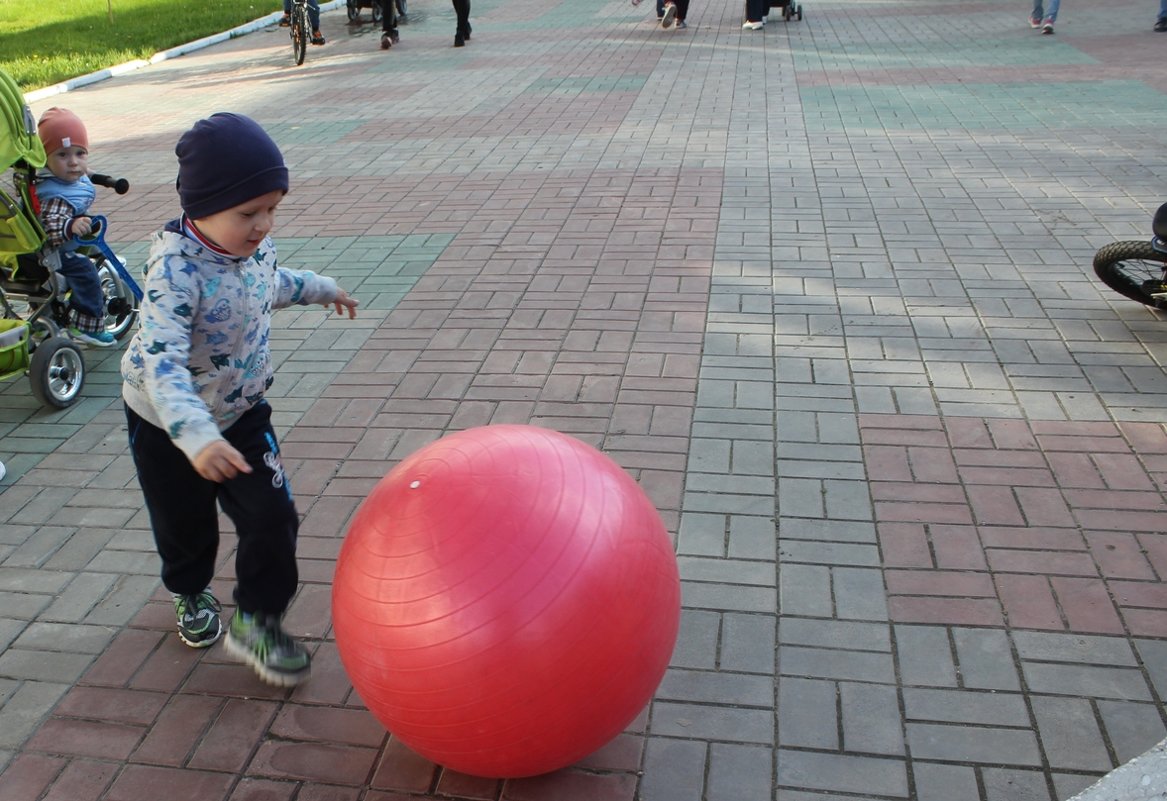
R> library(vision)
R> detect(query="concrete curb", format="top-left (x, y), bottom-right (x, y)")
top-left (1067, 739), bottom-right (1167, 801)
top-left (23, 0), bottom-right (344, 104)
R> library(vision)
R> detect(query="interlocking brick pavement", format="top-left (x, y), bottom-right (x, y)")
top-left (2, 0), bottom-right (1167, 798)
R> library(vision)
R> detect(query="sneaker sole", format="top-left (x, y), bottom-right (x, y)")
top-left (661, 4), bottom-right (676, 27)
top-left (71, 335), bottom-right (118, 348)
top-left (224, 631), bottom-right (311, 687)
top-left (178, 619), bottom-right (223, 648)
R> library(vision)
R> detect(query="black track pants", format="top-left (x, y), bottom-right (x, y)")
top-left (126, 401), bottom-right (299, 616)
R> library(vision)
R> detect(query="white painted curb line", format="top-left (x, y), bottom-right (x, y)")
top-left (24, 0), bottom-right (345, 103)
top-left (1067, 739), bottom-right (1167, 801)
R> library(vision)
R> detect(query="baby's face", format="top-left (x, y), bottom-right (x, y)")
top-left (193, 189), bottom-right (285, 259)
top-left (46, 145), bottom-right (88, 182)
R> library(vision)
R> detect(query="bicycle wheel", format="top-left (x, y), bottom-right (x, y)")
top-left (1093, 241), bottom-right (1167, 308)
top-left (292, 6), bottom-right (308, 65)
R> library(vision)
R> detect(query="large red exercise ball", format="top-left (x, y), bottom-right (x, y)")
top-left (331, 424), bottom-right (681, 779)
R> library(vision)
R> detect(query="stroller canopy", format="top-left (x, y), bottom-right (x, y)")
top-left (0, 69), bottom-right (46, 170)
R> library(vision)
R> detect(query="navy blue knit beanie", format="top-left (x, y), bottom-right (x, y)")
top-left (175, 112), bottom-right (289, 219)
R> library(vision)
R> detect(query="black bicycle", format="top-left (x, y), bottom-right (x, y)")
top-left (1093, 202), bottom-right (1167, 308)
top-left (290, 0), bottom-right (310, 65)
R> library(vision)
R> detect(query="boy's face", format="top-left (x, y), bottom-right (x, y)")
top-left (194, 189), bottom-right (285, 259)
top-left (46, 145), bottom-right (88, 182)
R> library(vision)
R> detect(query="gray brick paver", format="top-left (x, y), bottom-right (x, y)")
top-left (650, 701), bottom-right (774, 744)
top-left (777, 749), bottom-right (909, 798)
top-left (907, 723), bottom-right (1043, 767)
top-left (840, 682), bottom-right (905, 756)
top-left (1031, 695), bottom-right (1114, 773)
top-left (720, 612), bottom-right (777, 674)
top-left (707, 743), bottom-right (773, 801)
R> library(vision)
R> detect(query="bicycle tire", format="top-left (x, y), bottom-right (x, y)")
top-left (292, 7), bottom-right (308, 65)
top-left (1093, 240), bottom-right (1167, 308)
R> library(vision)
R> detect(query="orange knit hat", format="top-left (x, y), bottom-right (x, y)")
top-left (38, 108), bottom-right (89, 154)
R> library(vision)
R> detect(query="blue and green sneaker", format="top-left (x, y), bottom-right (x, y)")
top-left (224, 611), bottom-right (311, 687)
top-left (174, 590), bottom-right (223, 648)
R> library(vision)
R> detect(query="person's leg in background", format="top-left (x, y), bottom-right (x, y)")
top-left (379, 0), bottom-right (399, 47)
top-left (1029, 0), bottom-right (1043, 27)
top-left (1039, 0), bottom-right (1058, 31)
top-left (452, 0), bottom-right (471, 46)
top-left (673, 0), bottom-right (690, 28)
top-left (308, 0), bottom-right (325, 43)
top-left (1156, 0), bottom-right (1166, 31)
top-left (744, 0), bottom-right (766, 27)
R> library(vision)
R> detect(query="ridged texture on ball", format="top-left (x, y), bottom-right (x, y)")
top-left (332, 424), bottom-right (681, 778)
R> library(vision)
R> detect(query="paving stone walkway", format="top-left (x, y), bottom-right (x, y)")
top-left (3, 0), bottom-right (1167, 798)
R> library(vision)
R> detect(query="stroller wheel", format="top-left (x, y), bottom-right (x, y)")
top-left (29, 335), bottom-right (85, 409)
top-left (97, 261), bottom-right (139, 341)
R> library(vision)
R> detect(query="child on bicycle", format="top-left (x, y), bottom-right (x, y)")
top-left (121, 112), bottom-right (358, 687)
top-left (36, 108), bottom-right (116, 348)
top-left (279, 0), bottom-right (326, 44)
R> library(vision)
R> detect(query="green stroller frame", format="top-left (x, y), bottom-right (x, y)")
top-left (0, 68), bottom-right (139, 408)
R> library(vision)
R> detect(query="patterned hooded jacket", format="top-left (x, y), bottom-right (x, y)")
top-left (121, 219), bottom-right (340, 461)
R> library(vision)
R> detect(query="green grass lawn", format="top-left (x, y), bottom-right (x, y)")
top-left (3, 0), bottom-right (275, 91)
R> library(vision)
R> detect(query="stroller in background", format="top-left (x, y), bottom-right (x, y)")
top-left (744, 0), bottom-right (803, 21)
top-left (346, 0), bottom-right (407, 24)
top-left (0, 68), bottom-right (139, 409)
top-left (770, 0), bottom-right (802, 21)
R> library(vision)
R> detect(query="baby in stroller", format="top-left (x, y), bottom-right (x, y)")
top-left (0, 67), bottom-right (139, 408)
top-left (36, 107), bottom-right (116, 348)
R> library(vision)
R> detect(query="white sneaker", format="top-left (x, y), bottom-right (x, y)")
top-left (743, 19), bottom-right (764, 29)
top-left (0, 461), bottom-right (6, 482)
top-left (661, 2), bottom-right (676, 27)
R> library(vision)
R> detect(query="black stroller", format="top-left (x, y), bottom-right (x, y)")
top-left (346, 0), bottom-right (407, 24)
top-left (771, 0), bottom-right (802, 20)
top-left (744, 0), bottom-right (803, 22)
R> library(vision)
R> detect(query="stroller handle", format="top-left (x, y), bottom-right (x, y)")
top-left (73, 215), bottom-right (143, 301)
top-left (90, 173), bottom-right (129, 195)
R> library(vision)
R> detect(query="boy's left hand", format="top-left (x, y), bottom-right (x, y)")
top-left (328, 289), bottom-right (359, 319)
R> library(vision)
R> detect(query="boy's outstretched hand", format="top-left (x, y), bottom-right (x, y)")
top-left (328, 289), bottom-right (359, 319)
top-left (193, 440), bottom-right (253, 483)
